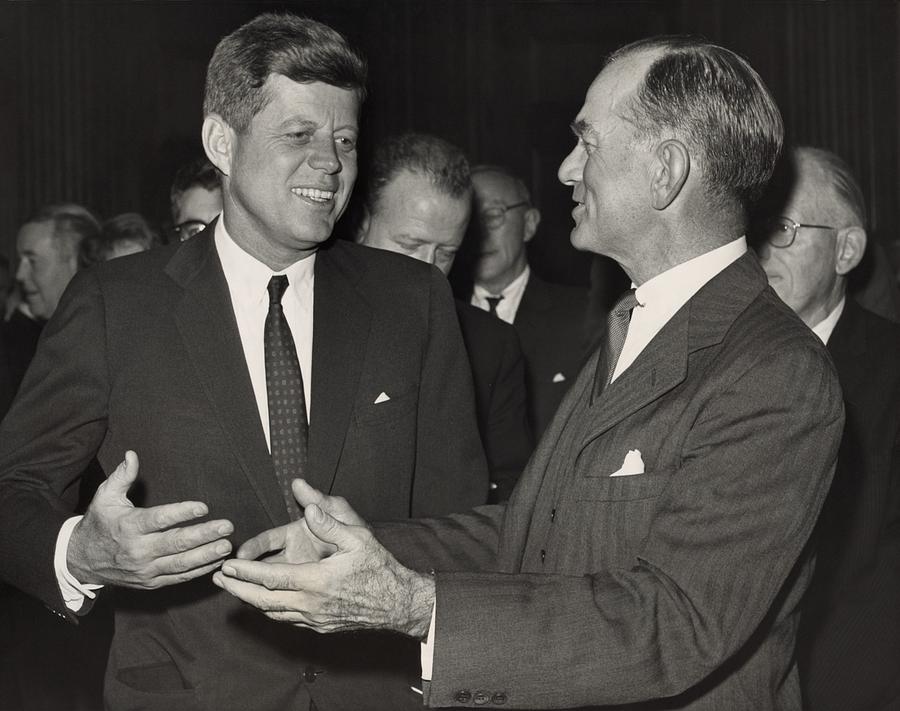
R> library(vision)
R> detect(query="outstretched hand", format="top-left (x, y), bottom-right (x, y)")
top-left (235, 478), bottom-right (367, 564)
top-left (215, 501), bottom-right (434, 640)
top-left (67, 451), bottom-right (234, 589)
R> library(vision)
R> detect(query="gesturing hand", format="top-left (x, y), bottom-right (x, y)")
top-left (235, 478), bottom-right (367, 564)
top-left (67, 451), bottom-right (234, 589)
top-left (215, 503), bottom-right (434, 640)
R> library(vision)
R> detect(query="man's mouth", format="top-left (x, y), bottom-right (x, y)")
top-left (291, 187), bottom-right (336, 204)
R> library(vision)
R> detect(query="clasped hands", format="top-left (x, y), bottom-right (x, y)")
top-left (69, 451), bottom-right (433, 639)
top-left (211, 479), bottom-right (435, 640)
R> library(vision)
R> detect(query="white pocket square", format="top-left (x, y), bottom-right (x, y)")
top-left (552, 372), bottom-right (566, 383)
top-left (374, 392), bottom-right (391, 404)
top-left (610, 449), bottom-right (644, 477)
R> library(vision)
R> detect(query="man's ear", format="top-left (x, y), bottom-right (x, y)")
top-left (835, 226), bottom-right (866, 276)
top-left (523, 207), bottom-right (541, 243)
top-left (650, 139), bottom-right (690, 210)
top-left (355, 206), bottom-right (372, 244)
top-left (202, 115), bottom-right (234, 177)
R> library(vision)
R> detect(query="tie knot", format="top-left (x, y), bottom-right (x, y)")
top-left (268, 275), bottom-right (289, 305)
top-left (486, 295), bottom-right (504, 316)
top-left (613, 288), bottom-right (639, 317)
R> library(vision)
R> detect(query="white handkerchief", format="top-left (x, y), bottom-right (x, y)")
top-left (552, 372), bottom-right (566, 383)
top-left (374, 392), bottom-right (391, 404)
top-left (610, 449), bottom-right (644, 477)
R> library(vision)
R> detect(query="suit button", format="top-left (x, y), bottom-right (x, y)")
top-left (540, 549), bottom-right (546, 562)
top-left (473, 690), bottom-right (489, 704)
top-left (492, 692), bottom-right (508, 705)
top-left (302, 666), bottom-right (322, 683)
top-left (455, 690), bottom-right (472, 703)
top-left (550, 507), bottom-right (556, 522)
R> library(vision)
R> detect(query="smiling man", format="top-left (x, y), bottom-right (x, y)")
top-left (0, 13), bottom-right (487, 711)
top-left (216, 36), bottom-right (844, 710)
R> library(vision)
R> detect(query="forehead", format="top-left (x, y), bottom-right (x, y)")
top-left (377, 170), bottom-right (470, 243)
top-left (784, 158), bottom-right (839, 221)
top-left (472, 171), bottom-right (520, 203)
top-left (17, 220), bottom-right (56, 251)
top-left (252, 74), bottom-right (360, 130)
top-left (578, 50), bottom-right (658, 131)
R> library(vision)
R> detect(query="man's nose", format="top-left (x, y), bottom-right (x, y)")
top-left (15, 260), bottom-right (29, 283)
top-left (308, 138), bottom-right (341, 173)
top-left (558, 145), bottom-right (584, 186)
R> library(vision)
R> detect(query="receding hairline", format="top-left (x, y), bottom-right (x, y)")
top-left (793, 148), bottom-right (866, 228)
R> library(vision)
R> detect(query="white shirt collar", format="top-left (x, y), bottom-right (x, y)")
top-left (214, 216), bottom-right (316, 308)
top-left (811, 297), bottom-right (846, 345)
top-left (472, 265), bottom-right (530, 324)
top-left (611, 236), bottom-right (747, 381)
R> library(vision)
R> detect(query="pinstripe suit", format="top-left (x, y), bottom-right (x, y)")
top-left (378, 253), bottom-right (844, 710)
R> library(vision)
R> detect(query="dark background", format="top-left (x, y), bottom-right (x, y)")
top-left (0, 0), bottom-right (897, 286)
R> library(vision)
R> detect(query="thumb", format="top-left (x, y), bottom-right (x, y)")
top-left (292, 478), bottom-right (325, 509)
top-left (304, 504), bottom-right (354, 551)
top-left (102, 450), bottom-right (139, 499)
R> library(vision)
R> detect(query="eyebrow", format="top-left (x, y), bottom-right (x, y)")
top-left (275, 118), bottom-right (319, 132)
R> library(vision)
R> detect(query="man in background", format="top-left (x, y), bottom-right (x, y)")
top-left (169, 156), bottom-right (223, 241)
top-left (755, 146), bottom-right (900, 711)
top-left (465, 165), bottom-right (587, 440)
top-left (357, 132), bottom-right (532, 502)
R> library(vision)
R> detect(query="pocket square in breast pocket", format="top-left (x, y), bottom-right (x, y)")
top-left (610, 449), bottom-right (644, 477)
top-left (374, 391), bottom-right (391, 404)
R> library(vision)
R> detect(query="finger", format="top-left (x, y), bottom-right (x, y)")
top-left (150, 559), bottom-right (228, 589)
top-left (219, 559), bottom-right (314, 592)
top-left (101, 450), bottom-right (140, 500)
top-left (149, 537), bottom-right (233, 577)
top-left (236, 525), bottom-right (288, 560)
top-left (291, 479), bottom-right (326, 509)
top-left (213, 570), bottom-right (303, 610)
top-left (126, 500), bottom-right (214, 535)
top-left (145, 518), bottom-right (233, 556)
top-left (304, 504), bottom-right (356, 550)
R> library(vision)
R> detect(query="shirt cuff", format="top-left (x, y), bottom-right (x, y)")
top-left (54, 515), bottom-right (104, 612)
top-left (420, 599), bottom-right (437, 681)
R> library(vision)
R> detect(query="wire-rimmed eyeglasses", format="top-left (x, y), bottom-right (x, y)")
top-left (479, 201), bottom-right (529, 230)
top-left (757, 216), bottom-right (837, 248)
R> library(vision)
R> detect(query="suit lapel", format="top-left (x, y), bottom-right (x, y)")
top-left (166, 227), bottom-right (285, 526)
top-left (307, 242), bottom-right (372, 494)
top-left (826, 299), bottom-right (866, 403)
top-left (513, 272), bottom-right (549, 331)
top-left (581, 252), bottom-right (767, 445)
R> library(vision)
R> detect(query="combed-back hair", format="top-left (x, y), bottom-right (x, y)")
top-left (367, 132), bottom-right (471, 213)
top-left (26, 203), bottom-right (101, 261)
top-left (470, 164), bottom-right (532, 204)
top-left (80, 213), bottom-right (160, 268)
top-left (170, 157), bottom-right (221, 216)
top-left (204, 13), bottom-right (367, 133)
top-left (609, 35), bottom-right (783, 211)
top-left (795, 146), bottom-right (867, 228)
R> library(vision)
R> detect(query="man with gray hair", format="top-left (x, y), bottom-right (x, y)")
top-left (217, 36), bottom-right (843, 710)
top-left (755, 146), bottom-right (900, 711)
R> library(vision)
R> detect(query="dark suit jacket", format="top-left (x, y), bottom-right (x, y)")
top-left (798, 299), bottom-right (900, 711)
top-left (0, 307), bottom-right (42, 397)
top-left (0, 230), bottom-right (488, 711)
top-left (378, 253), bottom-right (844, 710)
top-left (455, 300), bottom-right (532, 502)
top-left (511, 273), bottom-right (587, 441)
top-left (0, 325), bottom-right (13, 419)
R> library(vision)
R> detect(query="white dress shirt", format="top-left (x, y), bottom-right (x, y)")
top-left (471, 265), bottom-right (530, 324)
top-left (422, 235), bottom-right (748, 678)
top-left (810, 297), bottom-right (845, 345)
top-left (55, 216), bottom-right (316, 610)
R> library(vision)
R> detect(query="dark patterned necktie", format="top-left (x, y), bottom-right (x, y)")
top-left (264, 275), bottom-right (308, 520)
top-left (593, 288), bottom-right (640, 399)
top-left (486, 295), bottom-right (504, 317)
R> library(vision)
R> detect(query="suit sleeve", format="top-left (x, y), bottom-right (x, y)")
top-left (411, 270), bottom-right (489, 516)
top-left (425, 342), bottom-right (844, 708)
top-left (0, 270), bottom-right (109, 616)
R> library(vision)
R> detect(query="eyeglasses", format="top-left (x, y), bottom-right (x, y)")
top-left (479, 201), bottom-right (529, 230)
top-left (757, 216), bottom-right (837, 248)
top-left (172, 220), bottom-right (208, 242)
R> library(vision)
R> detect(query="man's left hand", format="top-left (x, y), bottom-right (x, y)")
top-left (213, 503), bottom-right (435, 639)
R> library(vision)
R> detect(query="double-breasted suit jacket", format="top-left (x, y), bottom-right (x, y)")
top-left (0, 228), bottom-right (488, 711)
top-left (379, 253), bottom-right (844, 710)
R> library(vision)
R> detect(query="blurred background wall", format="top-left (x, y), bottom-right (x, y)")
top-left (0, 0), bottom-right (897, 285)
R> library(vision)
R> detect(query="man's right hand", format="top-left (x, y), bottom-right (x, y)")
top-left (66, 451), bottom-right (234, 589)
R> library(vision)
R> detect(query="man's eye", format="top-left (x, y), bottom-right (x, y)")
top-left (288, 132), bottom-right (312, 143)
top-left (336, 136), bottom-right (357, 151)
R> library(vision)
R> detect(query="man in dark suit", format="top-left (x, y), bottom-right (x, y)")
top-left (755, 147), bottom-right (900, 710)
top-left (356, 132), bottom-right (532, 503)
top-left (463, 165), bottom-right (588, 440)
top-left (0, 14), bottom-right (487, 711)
top-left (216, 38), bottom-right (844, 710)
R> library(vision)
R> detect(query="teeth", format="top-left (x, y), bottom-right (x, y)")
top-left (292, 187), bottom-right (335, 202)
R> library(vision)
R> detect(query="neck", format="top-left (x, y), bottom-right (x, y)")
top-left (477, 259), bottom-right (527, 295)
top-left (222, 203), bottom-right (318, 272)
top-left (802, 284), bottom-right (846, 330)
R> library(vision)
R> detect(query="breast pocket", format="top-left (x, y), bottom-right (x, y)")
top-left (572, 467), bottom-right (674, 501)
top-left (353, 392), bottom-right (417, 428)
